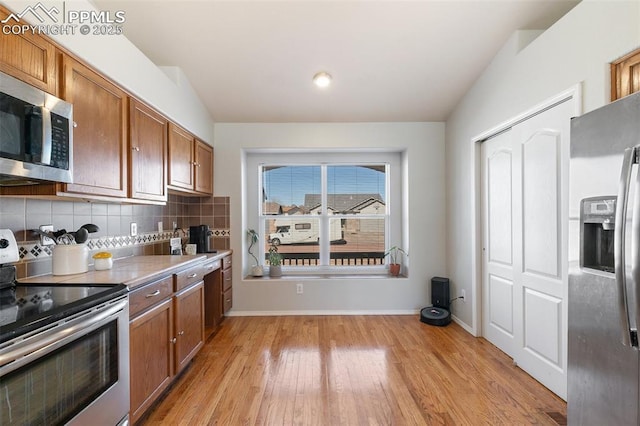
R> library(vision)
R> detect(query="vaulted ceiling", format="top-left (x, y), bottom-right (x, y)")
top-left (92, 0), bottom-right (580, 123)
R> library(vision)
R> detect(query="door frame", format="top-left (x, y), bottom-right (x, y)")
top-left (469, 84), bottom-right (582, 337)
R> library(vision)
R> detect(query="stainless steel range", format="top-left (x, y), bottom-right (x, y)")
top-left (0, 229), bottom-right (130, 425)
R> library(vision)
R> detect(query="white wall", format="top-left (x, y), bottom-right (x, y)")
top-left (2, 0), bottom-right (214, 143)
top-left (214, 122), bottom-right (446, 314)
top-left (445, 0), bottom-right (640, 330)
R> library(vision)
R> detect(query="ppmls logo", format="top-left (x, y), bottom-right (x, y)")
top-left (2, 2), bottom-right (60, 24)
top-left (2, 1), bottom-right (125, 36)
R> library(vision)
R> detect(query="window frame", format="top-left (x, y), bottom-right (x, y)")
top-left (245, 150), bottom-right (403, 276)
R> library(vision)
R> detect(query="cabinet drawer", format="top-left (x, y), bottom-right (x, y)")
top-left (129, 276), bottom-right (173, 318)
top-left (202, 259), bottom-right (220, 275)
top-left (222, 267), bottom-right (232, 292)
top-left (174, 264), bottom-right (204, 292)
top-left (222, 255), bottom-right (232, 270)
top-left (223, 288), bottom-right (233, 313)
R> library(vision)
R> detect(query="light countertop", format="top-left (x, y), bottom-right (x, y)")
top-left (19, 250), bottom-right (232, 290)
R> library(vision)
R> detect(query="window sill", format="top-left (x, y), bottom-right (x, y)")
top-left (243, 273), bottom-right (407, 280)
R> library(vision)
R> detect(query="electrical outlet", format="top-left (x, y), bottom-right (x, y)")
top-left (172, 221), bottom-right (178, 230)
top-left (39, 224), bottom-right (55, 246)
top-left (461, 289), bottom-right (466, 303)
top-left (130, 222), bottom-right (138, 237)
top-left (158, 221), bottom-right (163, 232)
top-left (296, 283), bottom-right (303, 294)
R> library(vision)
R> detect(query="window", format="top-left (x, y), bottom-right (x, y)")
top-left (246, 150), bottom-right (403, 274)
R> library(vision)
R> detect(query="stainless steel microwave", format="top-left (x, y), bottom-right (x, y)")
top-left (0, 71), bottom-right (73, 185)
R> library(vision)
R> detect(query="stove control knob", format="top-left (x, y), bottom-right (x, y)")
top-left (0, 239), bottom-right (8, 249)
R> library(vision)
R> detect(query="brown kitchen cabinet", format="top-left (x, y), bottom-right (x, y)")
top-left (194, 139), bottom-right (213, 194)
top-left (0, 5), bottom-right (57, 95)
top-left (129, 266), bottom-right (206, 424)
top-left (174, 281), bottom-right (205, 373)
top-left (213, 254), bottom-right (233, 322)
top-left (129, 99), bottom-right (168, 202)
top-left (222, 255), bottom-right (233, 314)
top-left (62, 55), bottom-right (130, 198)
top-left (129, 297), bottom-right (174, 424)
top-left (168, 122), bottom-right (214, 195)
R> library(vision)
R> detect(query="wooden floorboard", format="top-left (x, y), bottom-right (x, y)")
top-left (140, 316), bottom-right (567, 425)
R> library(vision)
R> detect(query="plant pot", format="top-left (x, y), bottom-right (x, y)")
top-left (251, 265), bottom-right (264, 277)
top-left (269, 265), bottom-right (282, 277)
top-left (389, 263), bottom-right (401, 276)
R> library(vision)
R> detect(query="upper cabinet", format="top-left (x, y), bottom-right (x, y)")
top-left (611, 48), bottom-right (640, 101)
top-left (130, 100), bottom-right (168, 202)
top-left (194, 139), bottom-right (213, 194)
top-left (62, 56), bottom-right (129, 198)
top-left (0, 6), bottom-right (57, 95)
top-left (168, 123), bottom-right (213, 195)
top-left (0, 8), bottom-right (212, 203)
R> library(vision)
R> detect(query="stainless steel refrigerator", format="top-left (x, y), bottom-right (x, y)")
top-left (569, 90), bottom-right (640, 425)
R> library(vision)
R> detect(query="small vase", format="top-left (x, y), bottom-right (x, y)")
top-left (251, 265), bottom-right (264, 277)
top-left (269, 265), bottom-right (282, 277)
top-left (389, 263), bottom-right (401, 276)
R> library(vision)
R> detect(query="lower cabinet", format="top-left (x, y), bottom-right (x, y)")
top-left (129, 298), bottom-right (174, 423)
top-left (129, 273), bottom-right (205, 424)
top-left (174, 281), bottom-right (205, 373)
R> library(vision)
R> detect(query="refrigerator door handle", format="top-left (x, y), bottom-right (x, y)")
top-left (615, 146), bottom-right (636, 347)
top-left (631, 145), bottom-right (640, 347)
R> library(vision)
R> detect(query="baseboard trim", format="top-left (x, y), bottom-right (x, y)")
top-left (227, 309), bottom-right (420, 317)
top-left (452, 314), bottom-right (476, 336)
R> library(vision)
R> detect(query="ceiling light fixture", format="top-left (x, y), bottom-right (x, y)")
top-left (313, 71), bottom-right (332, 88)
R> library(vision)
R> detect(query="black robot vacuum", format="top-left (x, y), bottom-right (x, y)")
top-left (420, 277), bottom-right (452, 326)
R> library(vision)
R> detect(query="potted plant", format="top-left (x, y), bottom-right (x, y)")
top-left (384, 245), bottom-right (408, 276)
top-left (247, 229), bottom-right (263, 277)
top-left (268, 240), bottom-right (283, 277)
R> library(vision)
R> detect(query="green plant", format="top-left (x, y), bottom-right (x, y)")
top-left (247, 229), bottom-right (259, 265)
top-left (268, 240), bottom-right (282, 266)
top-left (384, 246), bottom-right (407, 264)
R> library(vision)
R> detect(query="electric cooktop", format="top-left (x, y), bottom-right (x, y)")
top-left (0, 280), bottom-right (128, 345)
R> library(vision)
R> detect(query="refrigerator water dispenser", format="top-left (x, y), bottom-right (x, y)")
top-left (580, 196), bottom-right (616, 273)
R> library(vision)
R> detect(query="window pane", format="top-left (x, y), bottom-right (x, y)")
top-left (262, 166), bottom-right (321, 214)
top-left (330, 218), bottom-right (385, 266)
top-left (327, 165), bottom-right (386, 215)
top-left (265, 218), bottom-right (320, 266)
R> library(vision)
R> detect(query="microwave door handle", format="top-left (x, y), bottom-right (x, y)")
top-left (616, 146), bottom-right (636, 347)
top-left (40, 107), bottom-right (52, 165)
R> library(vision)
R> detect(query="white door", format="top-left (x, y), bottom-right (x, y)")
top-left (481, 130), bottom-right (516, 358)
top-left (511, 100), bottom-right (571, 399)
top-left (481, 99), bottom-right (572, 399)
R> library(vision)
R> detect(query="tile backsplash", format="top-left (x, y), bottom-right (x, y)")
top-left (0, 194), bottom-right (230, 279)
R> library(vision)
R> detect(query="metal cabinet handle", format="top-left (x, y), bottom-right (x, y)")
top-left (188, 273), bottom-right (197, 278)
top-left (132, 146), bottom-right (140, 152)
top-left (225, 299), bottom-right (231, 303)
top-left (145, 290), bottom-right (161, 298)
top-left (225, 278), bottom-right (232, 281)
top-left (178, 330), bottom-right (185, 336)
top-left (171, 337), bottom-right (177, 344)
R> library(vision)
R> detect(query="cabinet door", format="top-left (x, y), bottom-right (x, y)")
top-left (168, 123), bottom-right (195, 190)
top-left (0, 6), bottom-right (56, 94)
top-left (130, 100), bottom-right (168, 201)
top-left (174, 281), bottom-right (205, 373)
top-left (194, 139), bottom-right (213, 194)
top-left (61, 56), bottom-right (129, 197)
top-left (129, 298), bottom-right (174, 424)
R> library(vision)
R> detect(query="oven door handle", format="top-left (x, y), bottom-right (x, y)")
top-left (0, 298), bottom-right (128, 375)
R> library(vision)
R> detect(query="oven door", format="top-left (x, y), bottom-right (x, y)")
top-left (0, 296), bottom-right (129, 426)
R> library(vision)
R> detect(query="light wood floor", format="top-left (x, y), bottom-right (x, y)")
top-left (141, 316), bottom-right (567, 425)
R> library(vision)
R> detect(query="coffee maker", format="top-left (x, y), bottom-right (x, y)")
top-left (189, 225), bottom-right (214, 253)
